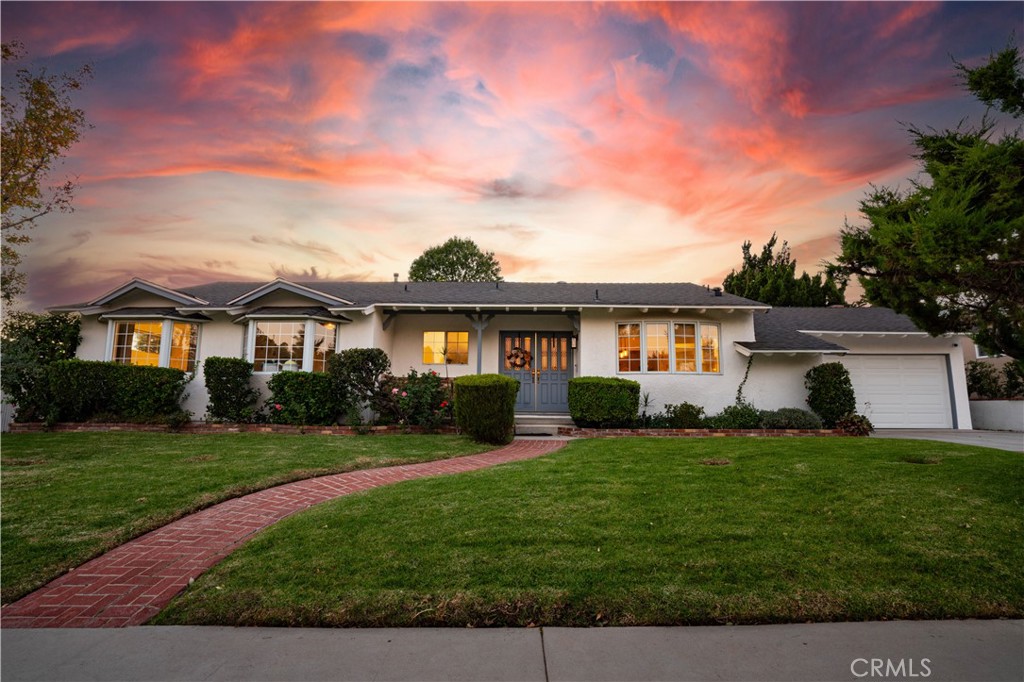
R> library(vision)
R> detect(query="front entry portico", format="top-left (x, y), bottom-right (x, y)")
top-left (499, 331), bottom-right (573, 413)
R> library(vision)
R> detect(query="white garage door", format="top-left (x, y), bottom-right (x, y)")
top-left (839, 355), bottom-right (953, 428)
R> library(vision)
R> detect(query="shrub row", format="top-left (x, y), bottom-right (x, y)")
top-left (967, 360), bottom-right (1024, 399)
top-left (203, 350), bottom-right (456, 430)
top-left (45, 360), bottom-right (190, 425)
top-left (568, 365), bottom-right (869, 433)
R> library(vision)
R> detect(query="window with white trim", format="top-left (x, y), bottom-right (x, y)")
top-left (423, 331), bottom-right (469, 365)
top-left (249, 319), bottom-right (337, 372)
top-left (110, 320), bottom-right (199, 372)
top-left (617, 321), bottom-right (721, 374)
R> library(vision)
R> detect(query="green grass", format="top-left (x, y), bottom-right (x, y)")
top-left (0, 432), bottom-right (490, 604)
top-left (154, 437), bottom-right (1024, 627)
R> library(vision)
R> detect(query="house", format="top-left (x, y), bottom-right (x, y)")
top-left (51, 277), bottom-right (973, 429)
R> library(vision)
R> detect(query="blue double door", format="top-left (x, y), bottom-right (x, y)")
top-left (499, 331), bottom-right (573, 413)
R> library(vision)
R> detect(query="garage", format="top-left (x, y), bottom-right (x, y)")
top-left (839, 355), bottom-right (953, 428)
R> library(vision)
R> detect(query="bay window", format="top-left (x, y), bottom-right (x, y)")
top-left (617, 321), bottom-right (721, 374)
top-left (110, 320), bottom-right (199, 372)
top-left (249, 319), bottom-right (337, 372)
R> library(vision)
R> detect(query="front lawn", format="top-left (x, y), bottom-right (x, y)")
top-left (155, 437), bottom-right (1024, 626)
top-left (0, 432), bottom-right (491, 604)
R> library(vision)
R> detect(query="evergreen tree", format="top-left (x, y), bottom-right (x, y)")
top-left (723, 233), bottom-right (847, 306)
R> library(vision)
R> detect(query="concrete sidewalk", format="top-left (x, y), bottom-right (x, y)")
top-left (2, 620), bottom-right (1021, 682)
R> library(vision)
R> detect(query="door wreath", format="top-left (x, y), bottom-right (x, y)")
top-left (506, 347), bottom-right (532, 369)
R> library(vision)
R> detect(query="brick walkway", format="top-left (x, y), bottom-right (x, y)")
top-left (2, 439), bottom-right (567, 629)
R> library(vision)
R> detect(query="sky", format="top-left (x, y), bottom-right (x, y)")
top-left (2, 1), bottom-right (1021, 310)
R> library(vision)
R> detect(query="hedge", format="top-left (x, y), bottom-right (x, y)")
top-left (204, 357), bottom-right (260, 422)
top-left (568, 377), bottom-right (640, 428)
top-left (266, 371), bottom-right (346, 426)
top-left (453, 374), bottom-right (519, 444)
top-left (46, 360), bottom-right (190, 424)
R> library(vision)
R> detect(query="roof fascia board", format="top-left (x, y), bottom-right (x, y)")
top-left (97, 311), bottom-right (211, 323)
top-left (233, 312), bottom-right (352, 324)
top-left (90, 278), bottom-right (208, 306)
top-left (226, 279), bottom-right (354, 306)
top-left (340, 303), bottom-right (768, 312)
top-left (799, 329), bottom-right (928, 336)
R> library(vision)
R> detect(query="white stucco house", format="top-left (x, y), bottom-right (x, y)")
top-left (51, 277), bottom-right (974, 429)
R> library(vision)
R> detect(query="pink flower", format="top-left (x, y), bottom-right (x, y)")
top-left (440, 401), bottom-right (449, 408)
top-left (430, 370), bottom-right (437, 376)
top-left (274, 403), bottom-right (283, 411)
top-left (391, 387), bottom-right (399, 394)
top-left (401, 391), bottom-right (408, 397)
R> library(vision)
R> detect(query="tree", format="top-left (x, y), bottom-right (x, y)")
top-left (0, 311), bottom-right (81, 421)
top-left (722, 233), bottom-right (847, 306)
top-left (1, 42), bottom-right (91, 306)
top-left (831, 45), bottom-right (1024, 359)
top-left (408, 237), bottom-right (503, 282)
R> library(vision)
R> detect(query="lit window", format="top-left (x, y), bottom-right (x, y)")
top-left (674, 323), bottom-right (697, 372)
top-left (701, 325), bottom-right (720, 373)
top-left (251, 320), bottom-right (336, 373)
top-left (423, 331), bottom-right (469, 365)
top-left (646, 323), bottom-right (670, 372)
top-left (111, 320), bottom-right (200, 372)
top-left (617, 323), bottom-right (641, 372)
top-left (616, 321), bottom-right (721, 375)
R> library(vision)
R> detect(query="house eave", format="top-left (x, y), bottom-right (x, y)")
top-left (225, 278), bottom-right (355, 307)
top-left (339, 303), bottom-right (770, 315)
top-left (89, 278), bottom-right (209, 306)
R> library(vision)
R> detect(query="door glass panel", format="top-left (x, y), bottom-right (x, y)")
top-left (541, 337), bottom-right (549, 371)
top-left (560, 338), bottom-right (568, 371)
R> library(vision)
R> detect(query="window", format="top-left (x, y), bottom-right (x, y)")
top-left (250, 320), bottom-right (337, 372)
top-left (616, 321), bottom-right (721, 375)
top-left (111, 320), bottom-right (199, 372)
top-left (974, 343), bottom-right (1001, 359)
top-left (617, 323), bottom-right (641, 372)
top-left (423, 331), bottom-right (469, 365)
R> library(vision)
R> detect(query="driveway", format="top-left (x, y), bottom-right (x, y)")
top-left (872, 429), bottom-right (1023, 452)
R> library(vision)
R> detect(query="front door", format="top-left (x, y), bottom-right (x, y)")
top-left (499, 331), bottom-right (573, 413)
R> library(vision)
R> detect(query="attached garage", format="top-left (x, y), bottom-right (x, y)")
top-left (839, 355), bottom-right (953, 429)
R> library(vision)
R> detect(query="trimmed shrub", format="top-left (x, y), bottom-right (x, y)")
top-left (46, 360), bottom-right (115, 422)
top-left (568, 377), bottom-right (641, 428)
top-left (1, 312), bottom-right (81, 422)
top-left (114, 365), bottom-right (191, 422)
top-left (266, 371), bottom-right (345, 426)
top-left (661, 402), bottom-right (706, 428)
top-left (705, 401), bottom-right (762, 429)
top-left (454, 374), bottom-right (519, 444)
top-left (759, 407), bottom-right (823, 430)
top-left (204, 357), bottom-right (261, 422)
top-left (328, 348), bottom-right (391, 418)
top-left (836, 413), bottom-right (874, 436)
top-left (46, 360), bottom-right (189, 423)
top-left (804, 362), bottom-right (856, 428)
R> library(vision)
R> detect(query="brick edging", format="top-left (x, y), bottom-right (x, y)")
top-left (8, 422), bottom-right (458, 436)
top-left (557, 427), bottom-right (847, 437)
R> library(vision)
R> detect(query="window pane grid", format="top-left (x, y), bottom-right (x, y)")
top-left (254, 321), bottom-right (304, 371)
top-left (617, 321), bottom-right (720, 375)
top-left (617, 323), bottom-right (641, 372)
top-left (312, 323), bottom-right (337, 373)
top-left (112, 321), bottom-right (162, 367)
top-left (423, 331), bottom-right (469, 365)
top-left (169, 323), bottom-right (198, 372)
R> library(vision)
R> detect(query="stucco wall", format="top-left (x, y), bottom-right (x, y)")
top-left (577, 309), bottom-right (755, 414)
top-left (969, 401), bottom-right (1024, 432)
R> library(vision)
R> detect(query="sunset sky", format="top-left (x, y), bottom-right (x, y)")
top-left (3, 1), bottom-right (1020, 310)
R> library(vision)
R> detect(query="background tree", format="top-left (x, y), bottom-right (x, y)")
top-left (408, 236), bottom-right (503, 282)
top-left (0, 311), bottom-right (81, 421)
top-left (831, 45), bottom-right (1024, 359)
top-left (723, 233), bottom-right (847, 306)
top-left (1, 42), bottom-right (91, 306)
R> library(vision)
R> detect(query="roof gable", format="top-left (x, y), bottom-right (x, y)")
top-left (89, 278), bottom-right (208, 307)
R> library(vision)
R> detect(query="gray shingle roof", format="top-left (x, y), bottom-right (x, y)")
top-left (97, 307), bottom-right (211, 322)
top-left (176, 281), bottom-right (766, 309)
top-left (737, 307), bottom-right (927, 353)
